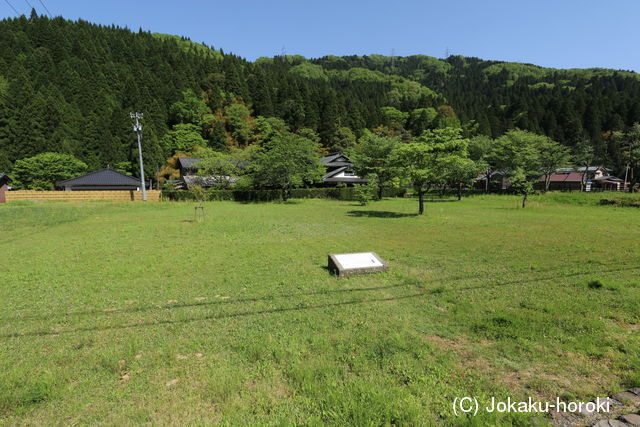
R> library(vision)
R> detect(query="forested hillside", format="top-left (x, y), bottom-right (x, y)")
top-left (1, 12), bottom-right (639, 178)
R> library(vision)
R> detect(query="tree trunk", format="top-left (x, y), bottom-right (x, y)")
top-left (522, 191), bottom-right (528, 208)
top-left (545, 175), bottom-right (551, 192)
top-left (485, 169), bottom-right (490, 191)
top-left (377, 184), bottom-right (383, 200)
top-left (418, 190), bottom-right (425, 215)
top-left (282, 187), bottom-right (289, 201)
top-left (457, 182), bottom-right (463, 201)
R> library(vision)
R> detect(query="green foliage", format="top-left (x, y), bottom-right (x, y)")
top-left (380, 107), bottom-right (408, 130)
top-left (1, 14), bottom-right (640, 182)
top-left (249, 134), bottom-right (324, 200)
top-left (588, 280), bottom-right (604, 289)
top-left (12, 152), bottom-right (87, 190)
top-left (151, 33), bottom-right (223, 60)
top-left (161, 124), bottom-right (207, 154)
top-left (169, 89), bottom-right (210, 126)
top-left (350, 135), bottom-right (400, 199)
top-left (333, 127), bottom-right (356, 152)
top-left (395, 127), bottom-right (471, 213)
top-left (162, 186), bottom-right (404, 202)
top-left (353, 179), bottom-right (377, 206)
top-left (289, 63), bottom-right (328, 81)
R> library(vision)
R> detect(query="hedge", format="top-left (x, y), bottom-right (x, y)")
top-left (599, 198), bottom-right (640, 208)
top-left (162, 187), bottom-right (406, 202)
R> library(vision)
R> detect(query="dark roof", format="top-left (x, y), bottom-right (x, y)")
top-left (556, 166), bottom-right (611, 173)
top-left (56, 168), bottom-right (142, 188)
top-left (0, 173), bottom-right (11, 185)
top-left (322, 166), bottom-right (367, 183)
top-left (177, 157), bottom-right (202, 170)
top-left (543, 172), bottom-right (583, 183)
top-left (321, 152), bottom-right (353, 167)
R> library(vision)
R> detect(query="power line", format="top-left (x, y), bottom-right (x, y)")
top-left (23, 0), bottom-right (33, 11)
top-left (3, 0), bottom-right (20, 15)
top-left (36, 0), bottom-right (51, 16)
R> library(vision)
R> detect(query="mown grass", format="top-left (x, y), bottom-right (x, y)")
top-left (0, 194), bottom-right (639, 425)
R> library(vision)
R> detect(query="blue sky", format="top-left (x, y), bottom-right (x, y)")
top-left (2, 0), bottom-right (639, 71)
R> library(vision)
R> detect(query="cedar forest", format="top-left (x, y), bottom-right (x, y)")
top-left (1, 12), bottom-right (640, 186)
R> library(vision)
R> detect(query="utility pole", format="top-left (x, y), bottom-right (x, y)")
top-left (130, 112), bottom-right (147, 201)
top-left (624, 138), bottom-right (632, 192)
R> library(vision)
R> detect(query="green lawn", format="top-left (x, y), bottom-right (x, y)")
top-left (1, 194), bottom-right (639, 425)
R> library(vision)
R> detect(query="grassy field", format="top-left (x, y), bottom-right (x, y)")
top-left (1, 194), bottom-right (639, 425)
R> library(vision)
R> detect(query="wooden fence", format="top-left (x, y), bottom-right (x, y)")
top-left (5, 190), bottom-right (161, 202)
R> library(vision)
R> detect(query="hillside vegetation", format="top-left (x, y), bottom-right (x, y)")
top-left (1, 13), bottom-right (639, 177)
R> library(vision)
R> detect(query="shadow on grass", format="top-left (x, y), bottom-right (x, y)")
top-left (348, 210), bottom-right (417, 218)
top-left (1, 292), bottom-right (428, 338)
top-left (424, 199), bottom-right (458, 203)
top-left (2, 282), bottom-right (414, 323)
top-left (4, 262), bottom-right (639, 339)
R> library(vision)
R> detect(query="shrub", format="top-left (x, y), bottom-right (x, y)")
top-left (588, 280), bottom-right (604, 289)
top-left (353, 181), bottom-right (376, 206)
top-left (162, 187), bottom-right (405, 202)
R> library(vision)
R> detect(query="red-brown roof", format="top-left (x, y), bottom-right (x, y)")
top-left (542, 172), bottom-right (583, 182)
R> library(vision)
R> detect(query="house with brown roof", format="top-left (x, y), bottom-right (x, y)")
top-left (537, 166), bottom-right (625, 191)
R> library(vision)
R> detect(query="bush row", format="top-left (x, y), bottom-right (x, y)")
top-left (162, 187), bottom-right (406, 202)
top-left (599, 198), bottom-right (640, 208)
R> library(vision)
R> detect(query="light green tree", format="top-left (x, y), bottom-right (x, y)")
top-left (442, 156), bottom-right (485, 200)
top-left (249, 134), bottom-right (324, 201)
top-left (492, 129), bottom-right (545, 207)
top-left (539, 138), bottom-right (571, 192)
top-left (623, 123), bottom-right (640, 192)
top-left (349, 134), bottom-right (400, 199)
top-left (394, 127), bottom-right (470, 214)
top-left (12, 152), bottom-right (87, 190)
top-left (161, 124), bottom-right (207, 155)
top-left (169, 89), bottom-right (209, 125)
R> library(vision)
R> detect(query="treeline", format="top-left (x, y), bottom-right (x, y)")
top-left (1, 12), bottom-right (639, 181)
top-left (0, 12), bottom-right (440, 176)
top-left (310, 54), bottom-right (640, 173)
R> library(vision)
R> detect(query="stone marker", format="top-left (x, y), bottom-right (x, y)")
top-left (328, 252), bottom-right (388, 277)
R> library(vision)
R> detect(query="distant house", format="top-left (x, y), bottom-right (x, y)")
top-left (474, 170), bottom-right (509, 190)
top-left (321, 153), bottom-right (367, 186)
top-left (174, 157), bottom-right (239, 190)
top-left (56, 168), bottom-right (145, 191)
top-left (541, 166), bottom-right (624, 191)
top-left (0, 173), bottom-right (11, 203)
top-left (536, 171), bottom-right (583, 191)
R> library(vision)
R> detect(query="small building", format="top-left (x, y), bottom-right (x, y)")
top-left (474, 170), bottom-right (509, 190)
top-left (0, 173), bottom-right (11, 203)
top-left (536, 172), bottom-right (583, 191)
top-left (548, 166), bottom-right (624, 191)
top-left (321, 153), bottom-right (367, 185)
top-left (56, 168), bottom-right (144, 191)
top-left (176, 157), bottom-right (202, 178)
top-left (174, 157), bottom-right (240, 190)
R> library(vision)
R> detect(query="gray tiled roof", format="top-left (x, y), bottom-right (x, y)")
top-left (321, 152), bottom-right (353, 167)
top-left (57, 168), bottom-right (141, 187)
top-left (177, 157), bottom-right (202, 170)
